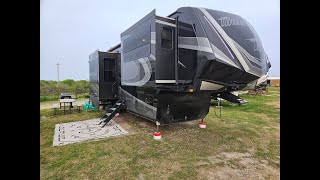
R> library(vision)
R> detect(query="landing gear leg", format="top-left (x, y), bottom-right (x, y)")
top-left (156, 121), bottom-right (160, 133)
top-left (153, 121), bottom-right (162, 140)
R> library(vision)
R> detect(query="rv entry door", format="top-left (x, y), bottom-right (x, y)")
top-left (155, 18), bottom-right (177, 84)
top-left (99, 53), bottom-right (119, 100)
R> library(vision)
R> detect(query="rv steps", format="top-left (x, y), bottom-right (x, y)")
top-left (99, 100), bottom-right (124, 128)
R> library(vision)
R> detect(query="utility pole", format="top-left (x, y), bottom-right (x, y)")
top-left (56, 62), bottom-right (60, 82)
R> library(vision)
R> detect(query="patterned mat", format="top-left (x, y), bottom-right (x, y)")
top-left (53, 118), bottom-right (128, 146)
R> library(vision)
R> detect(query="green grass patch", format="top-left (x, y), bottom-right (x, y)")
top-left (40, 87), bottom-right (280, 179)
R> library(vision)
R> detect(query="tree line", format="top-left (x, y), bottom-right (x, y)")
top-left (40, 79), bottom-right (89, 101)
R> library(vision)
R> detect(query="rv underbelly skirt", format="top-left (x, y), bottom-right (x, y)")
top-left (120, 87), bottom-right (211, 125)
top-left (157, 92), bottom-right (211, 124)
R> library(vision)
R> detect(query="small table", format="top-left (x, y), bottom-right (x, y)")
top-left (60, 99), bottom-right (75, 114)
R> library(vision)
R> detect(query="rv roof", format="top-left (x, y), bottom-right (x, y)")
top-left (108, 43), bottom-right (121, 52)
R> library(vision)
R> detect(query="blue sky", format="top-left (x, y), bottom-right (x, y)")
top-left (40, 0), bottom-right (280, 80)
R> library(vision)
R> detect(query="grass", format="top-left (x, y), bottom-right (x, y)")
top-left (40, 95), bottom-right (61, 102)
top-left (40, 87), bottom-right (280, 179)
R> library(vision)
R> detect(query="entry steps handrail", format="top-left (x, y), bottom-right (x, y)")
top-left (99, 100), bottom-right (124, 127)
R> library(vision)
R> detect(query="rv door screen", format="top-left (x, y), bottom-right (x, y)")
top-left (161, 27), bottom-right (173, 49)
top-left (104, 58), bottom-right (116, 82)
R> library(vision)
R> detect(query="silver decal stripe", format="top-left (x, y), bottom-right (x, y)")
top-left (178, 36), bottom-right (198, 45)
top-left (122, 57), bottom-right (152, 86)
top-left (121, 61), bottom-right (140, 81)
top-left (232, 40), bottom-right (262, 65)
top-left (91, 83), bottom-right (99, 94)
top-left (155, 20), bottom-right (176, 27)
top-left (203, 16), bottom-right (235, 59)
top-left (233, 41), bottom-right (263, 75)
top-left (200, 81), bottom-right (224, 90)
top-left (151, 32), bottom-right (156, 44)
top-left (210, 43), bottom-right (239, 68)
top-left (178, 36), bottom-right (239, 69)
top-left (149, 54), bottom-right (156, 60)
top-left (178, 44), bottom-right (213, 53)
top-left (157, 15), bottom-right (175, 20)
top-left (120, 87), bottom-right (157, 111)
top-left (178, 37), bottom-right (212, 53)
top-left (199, 8), bottom-right (252, 73)
top-left (151, 32), bottom-right (156, 40)
top-left (256, 73), bottom-right (268, 85)
top-left (178, 60), bottom-right (187, 68)
top-left (155, 80), bottom-right (176, 83)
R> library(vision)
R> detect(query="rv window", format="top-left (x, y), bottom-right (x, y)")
top-left (104, 58), bottom-right (116, 82)
top-left (161, 27), bottom-right (173, 49)
top-left (178, 13), bottom-right (196, 37)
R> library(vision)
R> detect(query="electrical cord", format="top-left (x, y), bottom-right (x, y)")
top-left (214, 95), bottom-right (222, 118)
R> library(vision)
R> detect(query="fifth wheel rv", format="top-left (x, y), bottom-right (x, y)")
top-left (88, 7), bottom-right (271, 127)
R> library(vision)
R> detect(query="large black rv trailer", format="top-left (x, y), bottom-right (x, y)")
top-left (89, 7), bottom-right (271, 127)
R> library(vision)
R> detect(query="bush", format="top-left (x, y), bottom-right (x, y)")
top-left (40, 80), bottom-right (90, 101)
top-left (40, 96), bottom-right (60, 102)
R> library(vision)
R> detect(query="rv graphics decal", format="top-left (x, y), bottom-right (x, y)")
top-left (178, 36), bottom-right (240, 69)
top-left (217, 17), bottom-right (247, 27)
top-left (245, 38), bottom-right (262, 52)
top-left (199, 8), bottom-right (262, 77)
top-left (121, 54), bottom-right (155, 86)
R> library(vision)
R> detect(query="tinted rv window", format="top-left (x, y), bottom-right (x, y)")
top-left (178, 13), bottom-right (196, 37)
top-left (104, 58), bottom-right (116, 82)
top-left (177, 12), bottom-right (197, 80)
top-left (161, 27), bottom-right (173, 49)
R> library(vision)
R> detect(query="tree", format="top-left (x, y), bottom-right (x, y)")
top-left (62, 79), bottom-right (75, 87)
top-left (40, 80), bottom-right (89, 97)
top-left (40, 83), bottom-right (50, 96)
top-left (72, 82), bottom-right (83, 98)
top-left (56, 83), bottom-right (69, 96)
top-left (73, 80), bottom-right (90, 98)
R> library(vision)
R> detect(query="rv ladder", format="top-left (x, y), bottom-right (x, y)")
top-left (99, 100), bottom-right (124, 127)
